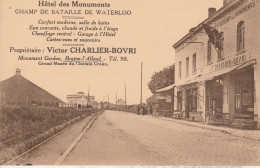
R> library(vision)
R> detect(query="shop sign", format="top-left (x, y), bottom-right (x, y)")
top-left (210, 55), bottom-right (247, 72)
top-left (214, 0), bottom-right (256, 29)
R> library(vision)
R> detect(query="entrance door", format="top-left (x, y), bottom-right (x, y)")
top-left (235, 94), bottom-right (241, 113)
top-left (177, 91), bottom-right (183, 111)
top-left (207, 78), bottom-right (223, 115)
top-left (185, 88), bottom-right (198, 118)
top-left (235, 68), bottom-right (254, 114)
top-left (185, 90), bottom-right (191, 118)
top-left (214, 84), bottom-right (223, 114)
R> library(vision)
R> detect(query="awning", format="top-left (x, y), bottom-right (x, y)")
top-left (156, 84), bottom-right (176, 92)
top-left (236, 59), bottom-right (256, 70)
top-left (175, 74), bottom-right (203, 87)
top-left (175, 59), bottom-right (256, 87)
top-left (203, 59), bottom-right (256, 81)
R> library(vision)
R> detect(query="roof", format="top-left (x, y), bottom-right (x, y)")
top-left (175, 74), bottom-right (203, 87)
top-left (172, 0), bottom-right (241, 49)
top-left (148, 92), bottom-right (171, 99)
top-left (156, 84), bottom-right (175, 92)
top-left (67, 94), bottom-right (95, 98)
top-left (0, 73), bottom-right (63, 104)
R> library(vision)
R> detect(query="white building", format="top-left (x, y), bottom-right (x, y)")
top-left (159, 0), bottom-right (260, 129)
top-left (67, 92), bottom-right (95, 108)
top-left (117, 99), bottom-right (126, 106)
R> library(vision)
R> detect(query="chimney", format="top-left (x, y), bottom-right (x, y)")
top-left (208, 8), bottom-right (216, 18)
top-left (16, 68), bottom-right (21, 75)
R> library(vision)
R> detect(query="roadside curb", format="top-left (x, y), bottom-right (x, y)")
top-left (153, 116), bottom-right (260, 141)
top-left (53, 110), bottom-right (104, 165)
top-left (158, 116), bottom-right (231, 134)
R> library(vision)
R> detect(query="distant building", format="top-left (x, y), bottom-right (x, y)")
top-left (117, 99), bottom-right (126, 106)
top-left (66, 92), bottom-right (95, 108)
top-left (92, 101), bottom-right (103, 109)
top-left (0, 69), bottom-right (63, 106)
top-left (146, 93), bottom-right (172, 111)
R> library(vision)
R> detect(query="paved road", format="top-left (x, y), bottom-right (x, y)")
top-left (63, 110), bottom-right (260, 166)
top-left (9, 110), bottom-right (260, 166)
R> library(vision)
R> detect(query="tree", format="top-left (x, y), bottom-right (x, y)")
top-left (148, 64), bottom-right (175, 94)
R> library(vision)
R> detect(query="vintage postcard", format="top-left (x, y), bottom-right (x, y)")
top-left (0, 0), bottom-right (260, 166)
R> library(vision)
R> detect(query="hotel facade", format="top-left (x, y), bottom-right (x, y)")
top-left (170, 0), bottom-right (260, 128)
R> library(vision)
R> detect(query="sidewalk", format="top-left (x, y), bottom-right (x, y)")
top-left (152, 115), bottom-right (260, 141)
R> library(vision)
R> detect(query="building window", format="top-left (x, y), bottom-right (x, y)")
top-left (207, 40), bottom-right (212, 64)
top-left (179, 61), bottom-right (182, 78)
top-left (186, 57), bottom-right (189, 77)
top-left (192, 53), bottom-right (197, 73)
top-left (216, 78), bottom-right (224, 86)
top-left (218, 32), bottom-right (224, 60)
top-left (237, 21), bottom-right (245, 52)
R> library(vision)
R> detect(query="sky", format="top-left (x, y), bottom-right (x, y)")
top-left (0, 0), bottom-right (223, 105)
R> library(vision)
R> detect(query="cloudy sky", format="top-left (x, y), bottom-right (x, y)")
top-left (0, 0), bottom-right (223, 104)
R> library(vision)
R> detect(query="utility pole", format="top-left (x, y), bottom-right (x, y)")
top-left (87, 85), bottom-right (90, 107)
top-left (140, 62), bottom-right (143, 108)
top-left (124, 81), bottom-right (127, 111)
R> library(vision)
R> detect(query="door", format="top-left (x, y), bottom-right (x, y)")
top-left (235, 68), bottom-right (254, 114)
top-left (185, 90), bottom-right (191, 118)
top-left (177, 91), bottom-right (183, 111)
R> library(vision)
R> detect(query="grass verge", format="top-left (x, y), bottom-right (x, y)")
top-left (0, 105), bottom-right (100, 164)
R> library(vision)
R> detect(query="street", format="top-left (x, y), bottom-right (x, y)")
top-left (9, 110), bottom-right (260, 166)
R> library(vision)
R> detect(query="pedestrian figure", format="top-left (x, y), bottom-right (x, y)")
top-left (142, 105), bottom-right (146, 115)
top-left (150, 105), bottom-right (153, 115)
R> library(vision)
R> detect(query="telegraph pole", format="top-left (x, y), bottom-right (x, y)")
top-left (140, 62), bottom-right (143, 108)
top-left (87, 85), bottom-right (90, 107)
top-left (124, 81), bottom-right (127, 111)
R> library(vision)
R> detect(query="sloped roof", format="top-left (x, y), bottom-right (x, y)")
top-left (173, 0), bottom-right (241, 48)
top-left (147, 93), bottom-right (170, 103)
top-left (0, 73), bottom-right (63, 104)
top-left (156, 84), bottom-right (175, 92)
